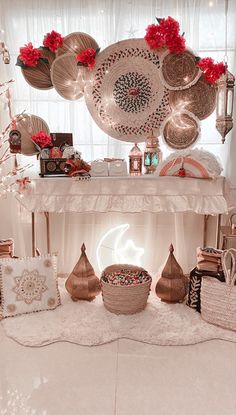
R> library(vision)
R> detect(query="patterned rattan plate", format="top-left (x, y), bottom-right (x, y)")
top-left (21, 49), bottom-right (55, 90)
top-left (160, 49), bottom-right (201, 90)
top-left (51, 53), bottom-right (84, 100)
top-left (161, 110), bottom-right (200, 150)
top-left (16, 114), bottom-right (50, 156)
top-left (56, 32), bottom-right (99, 57)
top-left (84, 39), bottom-right (171, 142)
top-left (169, 75), bottom-right (216, 120)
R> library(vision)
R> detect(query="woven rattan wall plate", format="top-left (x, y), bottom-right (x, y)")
top-left (169, 75), bottom-right (216, 120)
top-left (16, 114), bottom-right (50, 156)
top-left (51, 53), bottom-right (84, 100)
top-left (161, 110), bottom-right (200, 150)
top-left (160, 49), bottom-right (201, 91)
top-left (20, 48), bottom-right (55, 90)
top-left (56, 32), bottom-right (99, 57)
top-left (84, 39), bottom-right (170, 142)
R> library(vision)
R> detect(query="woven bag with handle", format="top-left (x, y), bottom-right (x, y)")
top-left (201, 248), bottom-right (236, 331)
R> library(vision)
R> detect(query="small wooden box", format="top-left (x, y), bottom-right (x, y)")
top-left (40, 158), bottom-right (68, 177)
top-left (39, 133), bottom-right (73, 177)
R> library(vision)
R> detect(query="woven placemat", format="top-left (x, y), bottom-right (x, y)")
top-left (169, 75), bottom-right (216, 120)
top-left (21, 49), bottom-right (55, 90)
top-left (51, 52), bottom-right (84, 100)
top-left (84, 38), bottom-right (171, 142)
top-left (160, 49), bottom-right (201, 90)
top-left (16, 114), bottom-right (50, 156)
top-left (56, 32), bottom-right (98, 57)
top-left (161, 110), bottom-right (200, 150)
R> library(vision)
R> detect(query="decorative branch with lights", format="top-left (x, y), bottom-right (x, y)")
top-left (0, 53), bottom-right (32, 198)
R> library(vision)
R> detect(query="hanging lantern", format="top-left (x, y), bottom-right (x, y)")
top-left (129, 143), bottom-right (142, 176)
top-left (216, 66), bottom-right (235, 143)
top-left (144, 130), bottom-right (162, 174)
top-left (9, 129), bottom-right (21, 153)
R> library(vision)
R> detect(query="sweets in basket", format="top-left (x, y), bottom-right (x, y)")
top-left (201, 248), bottom-right (236, 331)
top-left (100, 264), bottom-right (152, 315)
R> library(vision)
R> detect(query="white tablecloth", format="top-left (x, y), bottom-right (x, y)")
top-left (17, 176), bottom-right (228, 215)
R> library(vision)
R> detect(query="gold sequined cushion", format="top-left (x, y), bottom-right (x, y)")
top-left (0, 254), bottom-right (61, 319)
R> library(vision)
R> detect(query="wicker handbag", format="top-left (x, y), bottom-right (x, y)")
top-left (201, 248), bottom-right (236, 331)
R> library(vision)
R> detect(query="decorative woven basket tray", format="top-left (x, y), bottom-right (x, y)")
top-left (201, 249), bottom-right (236, 331)
top-left (101, 265), bottom-right (152, 315)
top-left (84, 38), bottom-right (170, 142)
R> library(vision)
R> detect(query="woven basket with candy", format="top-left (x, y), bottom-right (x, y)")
top-left (101, 264), bottom-right (152, 315)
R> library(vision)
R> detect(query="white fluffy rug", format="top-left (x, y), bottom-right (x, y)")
top-left (2, 280), bottom-right (236, 347)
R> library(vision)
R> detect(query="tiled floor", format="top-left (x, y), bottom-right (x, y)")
top-left (0, 325), bottom-right (236, 415)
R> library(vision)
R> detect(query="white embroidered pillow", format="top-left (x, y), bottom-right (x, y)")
top-left (0, 254), bottom-right (61, 318)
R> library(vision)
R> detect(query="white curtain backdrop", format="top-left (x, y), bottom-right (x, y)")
top-left (0, 0), bottom-right (236, 275)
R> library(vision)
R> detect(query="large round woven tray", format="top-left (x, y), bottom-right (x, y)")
top-left (101, 264), bottom-right (152, 315)
top-left (21, 49), bottom-right (55, 90)
top-left (161, 110), bottom-right (200, 150)
top-left (169, 75), bottom-right (216, 120)
top-left (51, 53), bottom-right (84, 100)
top-left (84, 38), bottom-right (170, 142)
top-left (56, 32), bottom-right (99, 57)
top-left (160, 49), bottom-right (201, 90)
top-left (15, 114), bottom-right (50, 155)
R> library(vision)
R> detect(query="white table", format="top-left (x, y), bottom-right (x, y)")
top-left (17, 175), bottom-right (229, 255)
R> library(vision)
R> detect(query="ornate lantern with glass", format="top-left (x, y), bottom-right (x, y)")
top-left (216, 0), bottom-right (235, 144)
top-left (143, 130), bottom-right (162, 174)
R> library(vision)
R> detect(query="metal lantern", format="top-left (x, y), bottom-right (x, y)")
top-left (155, 244), bottom-right (187, 303)
top-left (144, 131), bottom-right (162, 174)
top-left (129, 143), bottom-right (142, 176)
top-left (216, 66), bottom-right (235, 143)
top-left (65, 243), bottom-right (101, 301)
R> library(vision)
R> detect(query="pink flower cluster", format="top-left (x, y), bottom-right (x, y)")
top-left (43, 30), bottom-right (64, 52)
top-left (76, 48), bottom-right (96, 69)
top-left (32, 131), bottom-right (52, 149)
top-left (145, 16), bottom-right (186, 54)
top-left (197, 57), bottom-right (226, 84)
top-left (19, 43), bottom-right (42, 67)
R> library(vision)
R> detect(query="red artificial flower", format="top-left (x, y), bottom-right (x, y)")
top-left (166, 34), bottom-right (186, 54)
top-left (144, 16), bottom-right (186, 54)
top-left (76, 48), bottom-right (96, 69)
top-left (32, 131), bottom-right (52, 149)
top-left (19, 42), bottom-right (42, 67)
top-left (144, 24), bottom-right (165, 49)
top-left (197, 57), bottom-right (226, 84)
top-left (43, 30), bottom-right (64, 52)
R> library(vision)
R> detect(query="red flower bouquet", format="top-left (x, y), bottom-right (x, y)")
top-left (43, 30), bottom-right (64, 52)
top-left (32, 131), bottom-right (52, 149)
top-left (19, 43), bottom-right (42, 67)
top-left (145, 16), bottom-right (186, 54)
top-left (197, 57), bottom-right (226, 83)
top-left (76, 48), bottom-right (98, 69)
